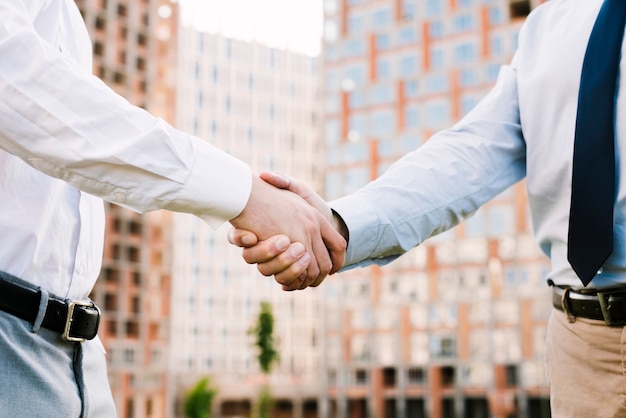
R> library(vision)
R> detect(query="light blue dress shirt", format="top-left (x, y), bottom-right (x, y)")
top-left (331, 0), bottom-right (626, 290)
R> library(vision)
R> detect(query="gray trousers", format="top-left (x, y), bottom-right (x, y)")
top-left (0, 303), bottom-right (116, 417)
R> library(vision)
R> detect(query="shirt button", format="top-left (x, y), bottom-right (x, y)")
top-left (114, 192), bottom-right (126, 203)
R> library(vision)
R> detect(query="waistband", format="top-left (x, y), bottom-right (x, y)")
top-left (0, 271), bottom-right (100, 341)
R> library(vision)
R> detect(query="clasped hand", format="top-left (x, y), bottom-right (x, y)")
top-left (229, 172), bottom-right (347, 291)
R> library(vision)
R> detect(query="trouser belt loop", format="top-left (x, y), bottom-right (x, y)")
top-left (560, 287), bottom-right (577, 323)
top-left (31, 287), bottom-right (49, 333)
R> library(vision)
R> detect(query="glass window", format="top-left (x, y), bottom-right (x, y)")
top-left (372, 110), bottom-right (395, 135)
top-left (370, 84), bottom-right (395, 105)
top-left (425, 0), bottom-right (444, 16)
top-left (461, 95), bottom-right (479, 116)
top-left (405, 105), bottom-right (419, 129)
top-left (425, 101), bottom-right (450, 126)
top-left (351, 336), bottom-right (372, 361)
top-left (410, 333), bottom-right (429, 364)
top-left (344, 39), bottom-right (366, 58)
top-left (345, 64), bottom-right (367, 85)
top-left (453, 13), bottom-right (475, 32)
top-left (348, 14), bottom-right (364, 35)
top-left (348, 114), bottom-right (367, 139)
top-left (377, 138), bottom-right (395, 157)
top-left (344, 167), bottom-right (369, 193)
top-left (430, 47), bottom-right (445, 69)
top-left (376, 33), bottom-right (392, 50)
top-left (429, 334), bottom-right (456, 359)
top-left (325, 171), bottom-right (342, 199)
top-left (376, 58), bottom-right (393, 80)
top-left (375, 334), bottom-right (397, 364)
top-left (489, 6), bottom-right (503, 24)
top-left (490, 34), bottom-right (504, 56)
top-left (372, 8), bottom-right (392, 28)
top-left (488, 205), bottom-right (514, 236)
top-left (399, 54), bottom-right (418, 77)
top-left (349, 90), bottom-right (367, 109)
top-left (404, 79), bottom-right (419, 98)
top-left (454, 42), bottom-right (477, 64)
top-left (401, 135), bottom-right (420, 152)
top-left (429, 20), bottom-right (445, 38)
top-left (486, 63), bottom-right (501, 82)
top-left (424, 74), bottom-right (448, 93)
top-left (492, 329), bottom-right (521, 362)
top-left (459, 69), bottom-right (477, 87)
top-left (398, 26), bottom-right (418, 45)
top-left (464, 210), bottom-right (485, 237)
top-left (402, 0), bottom-right (417, 20)
top-left (343, 141), bottom-right (368, 163)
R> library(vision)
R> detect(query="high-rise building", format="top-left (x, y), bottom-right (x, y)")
top-left (75, 1), bottom-right (179, 417)
top-left (320, 0), bottom-right (551, 417)
top-left (170, 29), bottom-right (324, 417)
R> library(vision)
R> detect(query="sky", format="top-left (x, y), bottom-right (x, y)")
top-left (177, 0), bottom-right (324, 56)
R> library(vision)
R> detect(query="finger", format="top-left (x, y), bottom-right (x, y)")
top-left (309, 269), bottom-right (329, 287)
top-left (273, 252), bottom-right (310, 288)
top-left (227, 227), bottom-right (258, 248)
top-left (261, 171), bottom-right (317, 202)
top-left (320, 219), bottom-right (347, 275)
top-left (259, 171), bottom-right (291, 189)
top-left (256, 242), bottom-right (306, 277)
top-left (302, 229), bottom-right (332, 287)
top-left (241, 235), bottom-right (290, 265)
top-left (281, 270), bottom-right (308, 291)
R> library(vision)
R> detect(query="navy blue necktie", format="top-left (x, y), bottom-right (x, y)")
top-left (568, 0), bottom-right (626, 286)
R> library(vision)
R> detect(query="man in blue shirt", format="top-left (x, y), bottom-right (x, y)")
top-left (230, 0), bottom-right (626, 416)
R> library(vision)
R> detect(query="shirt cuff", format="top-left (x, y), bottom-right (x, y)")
top-left (330, 194), bottom-right (383, 268)
top-left (165, 139), bottom-right (252, 229)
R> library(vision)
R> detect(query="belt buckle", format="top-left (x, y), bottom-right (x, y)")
top-left (597, 292), bottom-right (626, 327)
top-left (63, 300), bottom-right (99, 342)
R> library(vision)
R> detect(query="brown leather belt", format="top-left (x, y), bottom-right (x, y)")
top-left (0, 272), bottom-right (100, 341)
top-left (552, 285), bottom-right (626, 326)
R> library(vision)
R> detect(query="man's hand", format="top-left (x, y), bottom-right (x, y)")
top-left (229, 173), bottom-right (346, 290)
top-left (229, 172), bottom-right (348, 290)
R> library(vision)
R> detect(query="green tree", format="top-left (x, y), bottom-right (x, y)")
top-left (183, 377), bottom-right (217, 418)
top-left (250, 301), bottom-right (280, 418)
top-left (251, 301), bottom-right (280, 374)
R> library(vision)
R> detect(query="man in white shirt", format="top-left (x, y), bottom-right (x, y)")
top-left (230, 0), bottom-right (626, 416)
top-left (0, 1), bottom-right (345, 416)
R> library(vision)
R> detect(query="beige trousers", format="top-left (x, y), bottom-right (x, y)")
top-left (546, 308), bottom-right (626, 417)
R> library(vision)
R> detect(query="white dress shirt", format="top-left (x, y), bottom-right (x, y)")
top-left (332, 0), bottom-right (626, 290)
top-left (0, 0), bottom-right (251, 299)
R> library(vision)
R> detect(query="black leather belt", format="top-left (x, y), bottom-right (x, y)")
top-left (552, 285), bottom-right (626, 326)
top-left (0, 275), bottom-right (100, 341)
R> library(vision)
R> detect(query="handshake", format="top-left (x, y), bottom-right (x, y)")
top-left (229, 172), bottom-right (349, 291)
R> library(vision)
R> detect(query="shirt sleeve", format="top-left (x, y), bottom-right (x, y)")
top-left (0, 1), bottom-right (251, 228)
top-left (330, 63), bottom-right (527, 269)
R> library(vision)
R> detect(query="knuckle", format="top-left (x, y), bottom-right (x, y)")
top-left (257, 264), bottom-right (274, 277)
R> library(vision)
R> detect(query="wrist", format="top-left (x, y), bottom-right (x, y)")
top-left (331, 209), bottom-right (349, 244)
